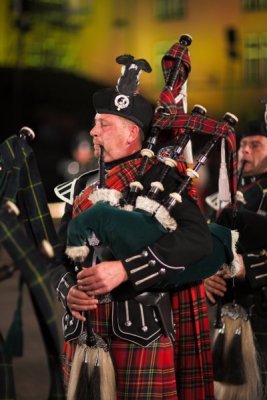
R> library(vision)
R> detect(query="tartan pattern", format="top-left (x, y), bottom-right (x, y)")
top-left (154, 108), bottom-right (237, 205)
top-left (172, 284), bottom-right (214, 400)
top-left (63, 337), bottom-right (179, 399)
top-left (62, 287), bottom-right (214, 399)
top-left (0, 212), bottom-right (57, 321)
top-left (73, 157), bottom-right (148, 215)
top-left (0, 333), bottom-right (15, 400)
top-left (0, 135), bottom-right (65, 399)
top-left (0, 135), bottom-right (60, 254)
top-left (158, 42), bottom-right (190, 116)
top-left (73, 155), bottom-right (196, 216)
top-left (111, 336), bottom-right (178, 399)
top-left (63, 305), bottom-right (180, 399)
top-left (154, 39), bottom-right (237, 205)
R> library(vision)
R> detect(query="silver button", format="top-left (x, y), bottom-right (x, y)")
top-left (124, 320), bottom-right (132, 327)
top-left (141, 325), bottom-right (148, 332)
top-left (159, 268), bottom-right (166, 275)
top-left (148, 260), bottom-right (156, 267)
top-left (142, 250), bottom-right (148, 257)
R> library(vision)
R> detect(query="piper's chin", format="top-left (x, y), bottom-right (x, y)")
top-left (94, 145), bottom-right (101, 157)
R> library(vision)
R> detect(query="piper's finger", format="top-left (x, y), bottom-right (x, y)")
top-left (70, 310), bottom-right (86, 321)
top-left (77, 267), bottom-right (96, 280)
top-left (205, 289), bottom-right (216, 304)
top-left (68, 298), bottom-right (98, 312)
top-left (205, 275), bottom-right (226, 290)
top-left (68, 285), bottom-right (90, 300)
top-left (204, 279), bottom-right (226, 297)
top-left (86, 285), bottom-right (109, 296)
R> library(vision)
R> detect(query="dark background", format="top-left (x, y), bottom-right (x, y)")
top-left (0, 66), bottom-right (103, 201)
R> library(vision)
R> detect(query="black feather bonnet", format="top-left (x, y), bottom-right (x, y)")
top-left (93, 55), bottom-right (154, 134)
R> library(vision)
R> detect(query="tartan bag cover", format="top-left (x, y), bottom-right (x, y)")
top-left (0, 135), bottom-right (65, 399)
top-left (156, 40), bottom-right (237, 205)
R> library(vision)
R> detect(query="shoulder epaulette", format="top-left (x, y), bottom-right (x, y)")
top-left (54, 170), bottom-right (98, 205)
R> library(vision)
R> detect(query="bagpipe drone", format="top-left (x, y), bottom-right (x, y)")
top-left (64, 33), bottom-right (241, 287)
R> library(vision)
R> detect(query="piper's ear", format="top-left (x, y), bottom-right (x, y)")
top-left (127, 123), bottom-right (139, 144)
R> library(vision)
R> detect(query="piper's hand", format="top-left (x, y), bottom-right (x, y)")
top-left (67, 285), bottom-right (99, 321)
top-left (236, 254), bottom-right (246, 278)
top-left (203, 273), bottom-right (227, 304)
top-left (77, 260), bottom-right (128, 296)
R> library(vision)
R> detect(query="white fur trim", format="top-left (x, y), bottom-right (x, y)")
top-left (88, 188), bottom-right (122, 206)
top-left (135, 196), bottom-right (160, 214)
top-left (154, 205), bottom-right (177, 231)
top-left (122, 204), bottom-right (134, 211)
top-left (65, 245), bottom-right (90, 262)
top-left (222, 230), bottom-right (241, 277)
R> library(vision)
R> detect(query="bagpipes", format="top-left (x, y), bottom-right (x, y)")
top-left (63, 34), bottom-right (243, 400)
top-left (65, 34), bottom-right (240, 288)
top-left (0, 128), bottom-right (65, 399)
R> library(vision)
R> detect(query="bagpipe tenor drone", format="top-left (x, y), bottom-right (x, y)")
top-left (65, 34), bottom-right (241, 287)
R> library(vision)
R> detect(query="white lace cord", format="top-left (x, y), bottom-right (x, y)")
top-left (175, 80), bottom-right (194, 165)
top-left (218, 138), bottom-right (231, 209)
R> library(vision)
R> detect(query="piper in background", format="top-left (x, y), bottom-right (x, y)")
top-left (204, 118), bottom-right (267, 400)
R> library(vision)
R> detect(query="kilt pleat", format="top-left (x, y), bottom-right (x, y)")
top-left (111, 336), bottom-right (178, 399)
top-left (172, 282), bottom-right (214, 400)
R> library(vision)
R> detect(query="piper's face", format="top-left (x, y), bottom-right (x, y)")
top-left (238, 135), bottom-right (267, 176)
top-left (90, 113), bottom-right (140, 162)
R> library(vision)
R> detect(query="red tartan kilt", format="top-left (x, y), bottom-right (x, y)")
top-left (63, 335), bottom-right (178, 399)
top-left (111, 336), bottom-right (178, 399)
top-left (62, 283), bottom-right (214, 400)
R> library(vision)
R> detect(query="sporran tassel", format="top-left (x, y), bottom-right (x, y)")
top-left (214, 303), bottom-right (263, 400)
top-left (74, 347), bottom-right (90, 400)
top-left (88, 350), bottom-right (101, 400)
top-left (67, 344), bottom-right (89, 400)
top-left (223, 326), bottom-right (245, 385)
top-left (212, 323), bottom-right (225, 382)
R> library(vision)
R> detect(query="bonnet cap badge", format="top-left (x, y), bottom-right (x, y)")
top-left (114, 94), bottom-right (130, 111)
